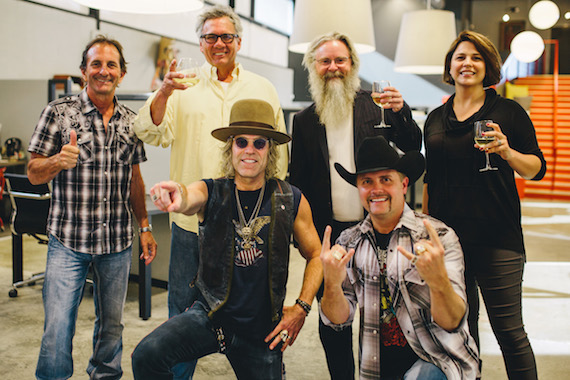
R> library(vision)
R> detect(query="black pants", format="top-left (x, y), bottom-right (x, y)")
top-left (464, 246), bottom-right (537, 380)
top-left (318, 219), bottom-right (359, 380)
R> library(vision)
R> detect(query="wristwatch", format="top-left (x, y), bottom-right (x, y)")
top-left (139, 225), bottom-right (153, 233)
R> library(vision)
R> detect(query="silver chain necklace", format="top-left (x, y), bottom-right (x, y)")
top-left (234, 183), bottom-right (266, 249)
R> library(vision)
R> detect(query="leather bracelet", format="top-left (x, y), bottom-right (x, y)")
top-left (295, 298), bottom-right (311, 315)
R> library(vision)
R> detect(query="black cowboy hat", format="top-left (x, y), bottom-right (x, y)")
top-left (211, 99), bottom-right (291, 145)
top-left (334, 136), bottom-right (425, 186)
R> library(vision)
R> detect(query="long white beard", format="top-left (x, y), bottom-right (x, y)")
top-left (309, 69), bottom-right (360, 127)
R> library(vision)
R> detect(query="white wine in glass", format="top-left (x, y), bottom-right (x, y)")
top-left (474, 119), bottom-right (498, 172)
top-left (372, 80), bottom-right (391, 128)
top-left (174, 57), bottom-right (200, 86)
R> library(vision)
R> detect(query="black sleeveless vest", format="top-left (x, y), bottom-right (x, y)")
top-left (196, 178), bottom-right (295, 322)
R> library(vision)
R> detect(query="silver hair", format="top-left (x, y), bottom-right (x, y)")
top-left (195, 4), bottom-right (243, 37)
top-left (302, 32), bottom-right (360, 74)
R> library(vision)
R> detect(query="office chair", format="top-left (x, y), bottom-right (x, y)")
top-left (5, 173), bottom-right (50, 297)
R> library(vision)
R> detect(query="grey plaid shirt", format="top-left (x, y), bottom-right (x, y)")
top-left (28, 90), bottom-right (146, 254)
top-left (322, 205), bottom-right (479, 380)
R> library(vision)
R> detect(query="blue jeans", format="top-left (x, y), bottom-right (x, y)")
top-left (132, 301), bottom-right (283, 380)
top-left (36, 235), bottom-right (132, 380)
top-left (403, 359), bottom-right (447, 380)
top-left (168, 223), bottom-right (200, 379)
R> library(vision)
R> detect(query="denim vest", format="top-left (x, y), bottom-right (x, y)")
top-left (196, 178), bottom-right (295, 322)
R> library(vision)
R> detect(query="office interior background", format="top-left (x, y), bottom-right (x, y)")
top-left (1, 0), bottom-right (569, 379)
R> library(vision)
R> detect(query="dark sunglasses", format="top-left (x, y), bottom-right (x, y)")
top-left (233, 137), bottom-right (270, 150)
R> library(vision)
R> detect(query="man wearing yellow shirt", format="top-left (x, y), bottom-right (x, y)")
top-left (133, 5), bottom-right (288, 379)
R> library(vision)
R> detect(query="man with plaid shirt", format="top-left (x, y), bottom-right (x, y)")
top-left (320, 136), bottom-right (479, 380)
top-left (28, 35), bottom-right (157, 380)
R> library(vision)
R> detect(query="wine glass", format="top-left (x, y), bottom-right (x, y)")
top-left (474, 120), bottom-right (498, 172)
top-left (174, 57), bottom-right (200, 86)
top-left (372, 80), bottom-right (391, 128)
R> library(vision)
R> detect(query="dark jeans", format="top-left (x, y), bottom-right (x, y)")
top-left (131, 301), bottom-right (283, 380)
top-left (318, 219), bottom-right (359, 380)
top-left (168, 223), bottom-right (200, 379)
top-left (464, 246), bottom-right (538, 380)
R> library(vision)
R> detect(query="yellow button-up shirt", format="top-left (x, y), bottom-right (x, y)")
top-left (133, 62), bottom-right (288, 233)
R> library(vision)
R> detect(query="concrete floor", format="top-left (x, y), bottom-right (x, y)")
top-left (0, 200), bottom-right (569, 379)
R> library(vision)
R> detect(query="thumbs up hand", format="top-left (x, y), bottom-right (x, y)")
top-left (59, 129), bottom-right (80, 170)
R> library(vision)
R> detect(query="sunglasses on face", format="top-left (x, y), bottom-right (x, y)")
top-left (233, 137), bottom-right (270, 150)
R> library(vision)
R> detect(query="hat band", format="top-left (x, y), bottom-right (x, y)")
top-left (229, 121), bottom-right (274, 130)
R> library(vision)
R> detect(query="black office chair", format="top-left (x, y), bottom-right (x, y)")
top-left (5, 173), bottom-right (50, 297)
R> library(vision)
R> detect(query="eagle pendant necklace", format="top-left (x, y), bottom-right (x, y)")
top-left (235, 183), bottom-right (266, 249)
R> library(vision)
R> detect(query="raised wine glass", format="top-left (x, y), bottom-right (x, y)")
top-left (174, 57), bottom-right (200, 86)
top-left (372, 80), bottom-right (391, 128)
top-left (474, 119), bottom-right (498, 172)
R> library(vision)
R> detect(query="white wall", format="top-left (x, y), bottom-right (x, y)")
top-left (0, 0), bottom-right (293, 93)
top-left (0, 0), bottom-right (293, 188)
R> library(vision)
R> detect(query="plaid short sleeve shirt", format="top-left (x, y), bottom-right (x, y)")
top-left (28, 90), bottom-right (146, 254)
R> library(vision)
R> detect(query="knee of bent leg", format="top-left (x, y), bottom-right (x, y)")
top-left (132, 336), bottom-right (165, 373)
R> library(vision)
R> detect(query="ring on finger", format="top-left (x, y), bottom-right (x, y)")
top-left (497, 139), bottom-right (502, 146)
top-left (415, 243), bottom-right (426, 254)
top-left (411, 256), bottom-right (418, 265)
top-left (332, 249), bottom-right (343, 261)
top-left (151, 193), bottom-right (159, 202)
top-left (279, 330), bottom-right (290, 342)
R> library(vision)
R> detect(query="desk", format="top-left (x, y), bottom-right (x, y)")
top-left (131, 197), bottom-right (171, 320)
top-left (0, 159), bottom-right (27, 170)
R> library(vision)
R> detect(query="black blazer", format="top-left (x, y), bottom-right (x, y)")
top-left (289, 90), bottom-right (422, 239)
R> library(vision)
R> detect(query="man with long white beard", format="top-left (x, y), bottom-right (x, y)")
top-left (289, 32), bottom-right (422, 380)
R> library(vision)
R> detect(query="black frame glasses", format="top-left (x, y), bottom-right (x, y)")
top-left (233, 137), bottom-right (270, 150)
top-left (200, 33), bottom-right (239, 44)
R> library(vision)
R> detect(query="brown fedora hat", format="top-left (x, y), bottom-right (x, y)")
top-left (335, 136), bottom-right (425, 186)
top-left (211, 99), bottom-right (291, 145)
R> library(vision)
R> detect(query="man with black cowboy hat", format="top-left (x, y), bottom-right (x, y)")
top-left (320, 136), bottom-right (479, 380)
top-left (131, 99), bottom-right (323, 380)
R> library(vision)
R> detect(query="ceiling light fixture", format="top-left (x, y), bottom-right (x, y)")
top-left (73, 0), bottom-right (204, 14)
top-left (394, 1), bottom-right (457, 74)
top-left (510, 31), bottom-right (545, 62)
top-left (529, 0), bottom-right (560, 30)
top-left (288, 0), bottom-right (376, 54)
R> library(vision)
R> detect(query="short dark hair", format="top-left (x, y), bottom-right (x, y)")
top-left (79, 35), bottom-right (127, 74)
top-left (443, 30), bottom-right (502, 87)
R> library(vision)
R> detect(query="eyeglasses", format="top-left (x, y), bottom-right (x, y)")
top-left (200, 33), bottom-right (239, 44)
top-left (233, 137), bottom-right (270, 150)
top-left (316, 56), bottom-right (350, 67)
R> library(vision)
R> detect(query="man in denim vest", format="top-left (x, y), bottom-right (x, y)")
top-left (132, 99), bottom-right (322, 379)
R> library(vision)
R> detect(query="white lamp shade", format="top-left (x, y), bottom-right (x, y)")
top-left (73, 0), bottom-right (203, 14)
top-left (394, 10), bottom-right (457, 75)
top-left (529, 0), bottom-right (560, 30)
top-left (288, 0), bottom-right (376, 54)
top-left (510, 31), bottom-right (545, 63)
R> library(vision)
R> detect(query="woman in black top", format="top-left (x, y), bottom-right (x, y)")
top-left (423, 31), bottom-right (546, 380)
